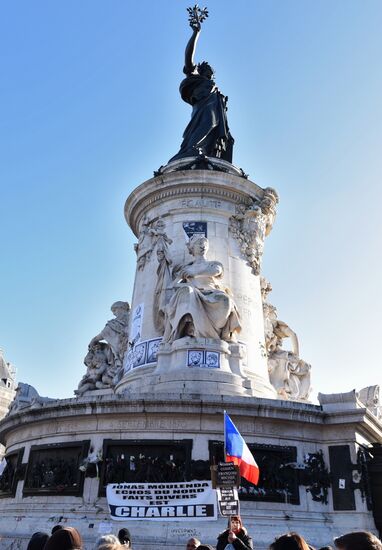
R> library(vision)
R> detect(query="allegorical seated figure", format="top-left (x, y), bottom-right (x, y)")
top-left (163, 236), bottom-right (241, 343)
top-left (169, 7), bottom-right (234, 163)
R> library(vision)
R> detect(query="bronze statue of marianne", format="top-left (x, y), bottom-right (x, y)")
top-left (169, 5), bottom-right (234, 164)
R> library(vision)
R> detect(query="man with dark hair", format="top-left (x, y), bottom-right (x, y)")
top-left (118, 528), bottom-right (132, 548)
top-left (51, 524), bottom-right (63, 535)
top-left (26, 532), bottom-right (49, 550)
top-left (334, 531), bottom-right (382, 550)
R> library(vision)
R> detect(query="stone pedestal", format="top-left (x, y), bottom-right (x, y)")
top-left (0, 392), bottom-right (381, 549)
top-left (117, 160), bottom-right (277, 399)
top-left (0, 351), bottom-right (16, 460)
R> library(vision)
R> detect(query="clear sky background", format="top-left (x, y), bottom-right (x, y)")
top-left (1, 0), bottom-right (381, 401)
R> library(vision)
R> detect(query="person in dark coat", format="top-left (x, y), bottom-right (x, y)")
top-left (26, 532), bottom-right (49, 550)
top-left (217, 515), bottom-right (253, 550)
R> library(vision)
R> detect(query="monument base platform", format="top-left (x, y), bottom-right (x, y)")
top-left (0, 393), bottom-right (381, 549)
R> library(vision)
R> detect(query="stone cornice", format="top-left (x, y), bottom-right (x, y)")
top-left (322, 407), bottom-right (382, 440)
top-left (0, 394), bottom-right (322, 444)
top-left (125, 171), bottom-right (267, 236)
top-left (2, 394), bottom-right (381, 446)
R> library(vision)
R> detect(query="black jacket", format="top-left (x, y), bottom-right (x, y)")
top-left (216, 529), bottom-right (254, 550)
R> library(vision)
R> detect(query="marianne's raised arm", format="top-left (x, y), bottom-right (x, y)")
top-left (183, 24), bottom-right (200, 75)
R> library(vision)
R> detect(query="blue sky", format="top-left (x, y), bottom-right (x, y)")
top-left (1, 0), bottom-right (381, 400)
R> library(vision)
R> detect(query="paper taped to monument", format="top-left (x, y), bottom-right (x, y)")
top-left (107, 481), bottom-right (217, 521)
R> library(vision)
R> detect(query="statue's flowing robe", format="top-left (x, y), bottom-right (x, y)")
top-left (170, 75), bottom-right (233, 162)
top-left (154, 257), bottom-right (173, 332)
top-left (163, 262), bottom-right (241, 342)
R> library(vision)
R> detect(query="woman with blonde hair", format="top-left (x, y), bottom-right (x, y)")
top-left (93, 534), bottom-right (122, 550)
top-left (94, 534), bottom-right (122, 550)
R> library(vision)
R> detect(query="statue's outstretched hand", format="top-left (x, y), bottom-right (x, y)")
top-left (89, 337), bottom-right (99, 349)
top-left (190, 20), bottom-right (201, 32)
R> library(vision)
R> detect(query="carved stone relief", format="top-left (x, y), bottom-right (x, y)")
top-left (100, 440), bottom-right (192, 489)
top-left (358, 385), bottom-right (381, 419)
top-left (76, 342), bottom-right (114, 395)
top-left (302, 451), bottom-right (331, 504)
top-left (134, 216), bottom-right (173, 271)
top-left (7, 383), bottom-right (54, 415)
top-left (154, 244), bottom-right (173, 334)
top-left (23, 443), bottom-right (88, 496)
top-left (209, 440), bottom-right (300, 504)
top-left (229, 188), bottom-right (278, 275)
top-left (76, 301), bottom-right (130, 395)
top-left (261, 277), bottom-right (312, 402)
top-left (162, 236), bottom-right (241, 343)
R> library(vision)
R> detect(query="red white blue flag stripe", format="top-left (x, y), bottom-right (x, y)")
top-left (224, 411), bottom-right (259, 486)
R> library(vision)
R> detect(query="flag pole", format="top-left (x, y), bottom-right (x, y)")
top-left (223, 410), bottom-right (227, 462)
top-left (223, 411), bottom-right (232, 526)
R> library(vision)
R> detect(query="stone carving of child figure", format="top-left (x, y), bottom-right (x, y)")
top-left (89, 301), bottom-right (130, 371)
top-left (75, 342), bottom-right (114, 395)
top-left (163, 236), bottom-right (241, 343)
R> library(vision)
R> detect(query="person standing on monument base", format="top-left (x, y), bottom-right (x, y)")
top-left (216, 515), bottom-right (254, 550)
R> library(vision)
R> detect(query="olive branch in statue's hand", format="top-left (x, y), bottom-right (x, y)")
top-left (187, 4), bottom-right (209, 31)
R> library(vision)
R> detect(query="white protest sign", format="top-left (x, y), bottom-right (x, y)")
top-left (216, 487), bottom-right (240, 517)
top-left (107, 481), bottom-right (217, 521)
top-left (131, 303), bottom-right (144, 343)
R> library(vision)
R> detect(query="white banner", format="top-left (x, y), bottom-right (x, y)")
top-left (131, 303), bottom-right (144, 343)
top-left (107, 481), bottom-right (217, 521)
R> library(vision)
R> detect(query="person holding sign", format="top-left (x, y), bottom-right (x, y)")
top-left (216, 515), bottom-right (254, 550)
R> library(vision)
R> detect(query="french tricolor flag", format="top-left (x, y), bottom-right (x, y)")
top-left (224, 411), bottom-right (260, 486)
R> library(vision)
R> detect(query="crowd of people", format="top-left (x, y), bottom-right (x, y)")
top-left (26, 526), bottom-right (131, 550)
top-left (26, 516), bottom-right (382, 550)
